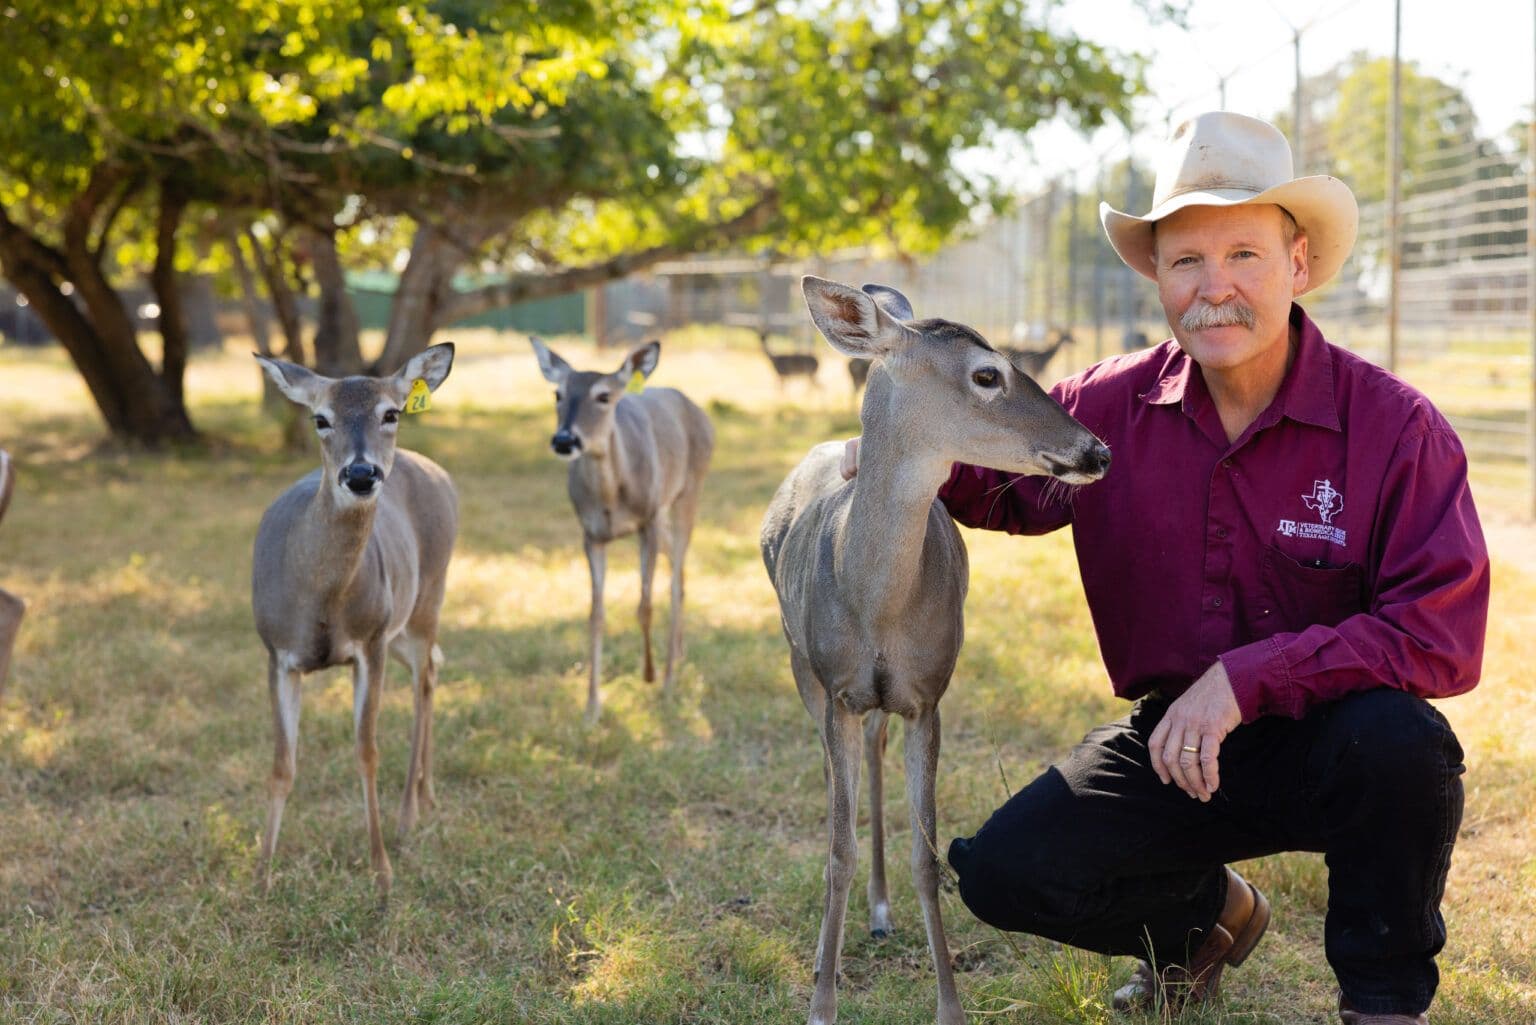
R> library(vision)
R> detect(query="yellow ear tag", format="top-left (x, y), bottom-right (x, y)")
top-left (625, 372), bottom-right (646, 395)
top-left (405, 378), bottom-right (432, 414)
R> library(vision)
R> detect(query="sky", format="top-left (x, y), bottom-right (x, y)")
top-left (1000, 0), bottom-right (1535, 192)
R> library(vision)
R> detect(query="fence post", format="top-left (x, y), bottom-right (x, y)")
top-left (1387, 0), bottom-right (1403, 373)
top-left (1528, 0), bottom-right (1536, 519)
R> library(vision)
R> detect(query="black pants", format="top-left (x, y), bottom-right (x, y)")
top-left (946, 689), bottom-right (1465, 1016)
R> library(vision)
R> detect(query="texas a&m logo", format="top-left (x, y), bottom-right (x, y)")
top-left (1277, 479), bottom-right (1347, 545)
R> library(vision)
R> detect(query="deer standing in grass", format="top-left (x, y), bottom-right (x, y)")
top-left (530, 338), bottom-right (715, 724)
top-left (252, 344), bottom-right (458, 900)
top-left (0, 451), bottom-right (23, 701)
top-left (761, 278), bottom-right (1110, 1025)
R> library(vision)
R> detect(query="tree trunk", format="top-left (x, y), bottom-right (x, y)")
top-left (150, 182), bottom-right (190, 408)
top-left (373, 223), bottom-right (457, 374)
top-left (307, 225), bottom-right (364, 375)
top-left (224, 226), bottom-right (273, 357)
top-left (246, 225), bottom-right (307, 366)
top-left (0, 204), bottom-right (193, 445)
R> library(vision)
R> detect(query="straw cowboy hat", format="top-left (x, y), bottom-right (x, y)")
top-left (1100, 111), bottom-right (1359, 296)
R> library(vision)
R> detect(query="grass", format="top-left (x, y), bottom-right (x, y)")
top-left (0, 330), bottom-right (1533, 1024)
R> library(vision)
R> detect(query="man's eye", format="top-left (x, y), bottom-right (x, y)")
top-left (313, 415), bottom-right (331, 430)
top-left (972, 367), bottom-right (1000, 388)
top-left (383, 409), bottom-right (399, 424)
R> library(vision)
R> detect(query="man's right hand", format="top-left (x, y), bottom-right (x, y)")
top-left (840, 437), bottom-right (861, 480)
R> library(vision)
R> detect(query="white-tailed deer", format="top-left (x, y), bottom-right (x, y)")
top-left (847, 357), bottom-right (871, 403)
top-left (252, 344), bottom-right (458, 900)
top-left (761, 278), bottom-right (1110, 1025)
top-left (530, 338), bottom-right (715, 724)
top-left (1001, 328), bottom-right (1075, 378)
top-left (0, 450), bottom-right (23, 701)
top-left (760, 331), bottom-right (820, 389)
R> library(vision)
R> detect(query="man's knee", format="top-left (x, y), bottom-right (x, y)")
top-left (948, 827), bottom-right (1088, 933)
top-left (1320, 690), bottom-right (1464, 793)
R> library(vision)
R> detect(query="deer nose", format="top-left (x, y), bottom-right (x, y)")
top-left (340, 462), bottom-right (382, 495)
top-left (551, 430), bottom-right (581, 456)
top-left (1085, 441), bottom-right (1111, 477)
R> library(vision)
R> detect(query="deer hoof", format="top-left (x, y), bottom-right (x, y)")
top-left (870, 927), bottom-right (890, 940)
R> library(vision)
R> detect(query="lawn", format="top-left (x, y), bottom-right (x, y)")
top-left (0, 331), bottom-right (1532, 1024)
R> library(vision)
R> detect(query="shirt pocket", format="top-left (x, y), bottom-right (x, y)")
top-left (1259, 545), bottom-right (1366, 634)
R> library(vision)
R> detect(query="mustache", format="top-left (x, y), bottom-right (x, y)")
top-left (1180, 301), bottom-right (1257, 332)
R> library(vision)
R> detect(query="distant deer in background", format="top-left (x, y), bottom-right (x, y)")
top-left (760, 330), bottom-right (821, 389)
top-left (847, 357), bottom-right (871, 403)
top-left (252, 344), bottom-right (458, 900)
top-left (1000, 328), bottom-right (1075, 378)
top-left (0, 451), bottom-right (24, 702)
top-left (530, 338), bottom-right (715, 724)
top-left (762, 278), bottom-right (1110, 1025)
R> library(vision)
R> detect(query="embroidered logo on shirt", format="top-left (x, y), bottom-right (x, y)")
top-left (1277, 479), bottom-right (1347, 545)
top-left (1301, 479), bottom-right (1343, 524)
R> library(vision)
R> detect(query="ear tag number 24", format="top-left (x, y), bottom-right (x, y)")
top-left (405, 379), bottom-right (432, 414)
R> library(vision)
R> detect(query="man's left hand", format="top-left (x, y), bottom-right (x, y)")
top-left (1148, 661), bottom-right (1243, 802)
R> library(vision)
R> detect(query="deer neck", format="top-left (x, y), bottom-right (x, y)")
top-left (840, 408), bottom-right (952, 631)
top-left (291, 483), bottom-right (378, 614)
top-left (572, 423), bottom-right (634, 511)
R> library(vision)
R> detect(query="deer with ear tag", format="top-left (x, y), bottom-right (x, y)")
top-left (761, 278), bottom-right (1110, 1025)
top-left (251, 343), bottom-right (458, 900)
top-left (529, 338), bottom-right (714, 724)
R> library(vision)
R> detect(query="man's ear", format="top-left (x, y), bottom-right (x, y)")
top-left (801, 276), bottom-right (913, 359)
top-left (617, 340), bottom-right (659, 382)
top-left (1290, 233), bottom-right (1310, 297)
top-left (255, 354), bottom-right (329, 409)
top-left (529, 336), bottom-right (572, 386)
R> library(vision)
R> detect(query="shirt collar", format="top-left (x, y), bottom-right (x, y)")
top-left (1139, 303), bottom-right (1340, 433)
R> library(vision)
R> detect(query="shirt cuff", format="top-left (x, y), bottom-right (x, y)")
top-left (1219, 637), bottom-right (1297, 722)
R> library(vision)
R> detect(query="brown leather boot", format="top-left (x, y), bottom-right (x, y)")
top-left (1338, 995), bottom-right (1428, 1024)
top-left (1111, 866), bottom-right (1271, 1013)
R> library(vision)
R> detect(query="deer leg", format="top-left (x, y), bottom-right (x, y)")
top-left (662, 513), bottom-right (692, 696)
top-left (394, 633), bottom-right (438, 837)
top-left (637, 524), bottom-right (658, 684)
top-left (864, 711), bottom-right (893, 938)
top-left (0, 587), bottom-right (23, 702)
top-left (583, 537), bottom-right (607, 725)
top-left (422, 644), bottom-right (443, 806)
top-left (904, 707), bottom-right (963, 1025)
top-left (810, 702), bottom-right (862, 1025)
top-left (353, 646), bottom-right (393, 899)
top-left (259, 656), bottom-right (302, 894)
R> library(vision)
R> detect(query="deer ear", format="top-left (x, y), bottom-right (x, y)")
top-left (399, 342), bottom-right (455, 394)
top-left (618, 340), bottom-right (660, 381)
top-left (861, 283), bottom-right (914, 322)
top-left (801, 276), bottom-right (910, 359)
top-left (255, 354), bottom-right (328, 409)
top-left (529, 336), bottom-right (571, 385)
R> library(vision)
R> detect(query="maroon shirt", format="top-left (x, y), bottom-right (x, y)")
top-left (939, 305), bottom-right (1489, 722)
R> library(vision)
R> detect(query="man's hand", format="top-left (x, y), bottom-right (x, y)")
top-left (840, 437), bottom-right (861, 480)
top-left (1147, 661), bottom-right (1243, 801)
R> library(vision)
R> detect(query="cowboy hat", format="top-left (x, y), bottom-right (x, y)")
top-left (1100, 111), bottom-right (1358, 295)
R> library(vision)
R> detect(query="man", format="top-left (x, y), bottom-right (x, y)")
top-left (841, 112), bottom-right (1488, 1023)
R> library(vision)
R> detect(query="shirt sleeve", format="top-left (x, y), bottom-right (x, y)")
top-left (1220, 426), bottom-right (1490, 721)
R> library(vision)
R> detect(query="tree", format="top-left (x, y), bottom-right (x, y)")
top-left (1, 0), bottom-right (1145, 442)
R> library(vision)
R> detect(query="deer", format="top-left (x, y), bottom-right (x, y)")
top-left (529, 338), bottom-right (715, 725)
top-left (847, 357), bottom-right (871, 404)
top-left (760, 277), bottom-right (1110, 1025)
top-left (252, 343), bottom-right (458, 901)
top-left (1000, 328), bottom-right (1075, 378)
top-left (760, 330), bottom-right (821, 389)
top-left (0, 450), bottom-right (24, 702)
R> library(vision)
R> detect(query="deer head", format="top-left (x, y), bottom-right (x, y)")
top-left (256, 344), bottom-right (455, 504)
top-left (529, 338), bottom-right (660, 460)
top-left (802, 276), bottom-right (1109, 483)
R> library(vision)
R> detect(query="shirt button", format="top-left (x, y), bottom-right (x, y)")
top-left (1213, 597), bottom-right (1224, 608)
top-left (1223, 459), bottom-right (1234, 468)
top-left (1215, 527), bottom-right (1228, 538)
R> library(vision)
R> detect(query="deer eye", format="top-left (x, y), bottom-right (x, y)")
top-left (595, 392), bottom-right (612, 404)
top-left (313, 415), bottom-right (332, 431)
top-left (971, 367), bottom-right (1001, 388)
top-left (382, 409), bottom-right (400, 425)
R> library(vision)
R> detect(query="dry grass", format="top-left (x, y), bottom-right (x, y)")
top-left (0, 330), bottom-right (1531, 1024)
